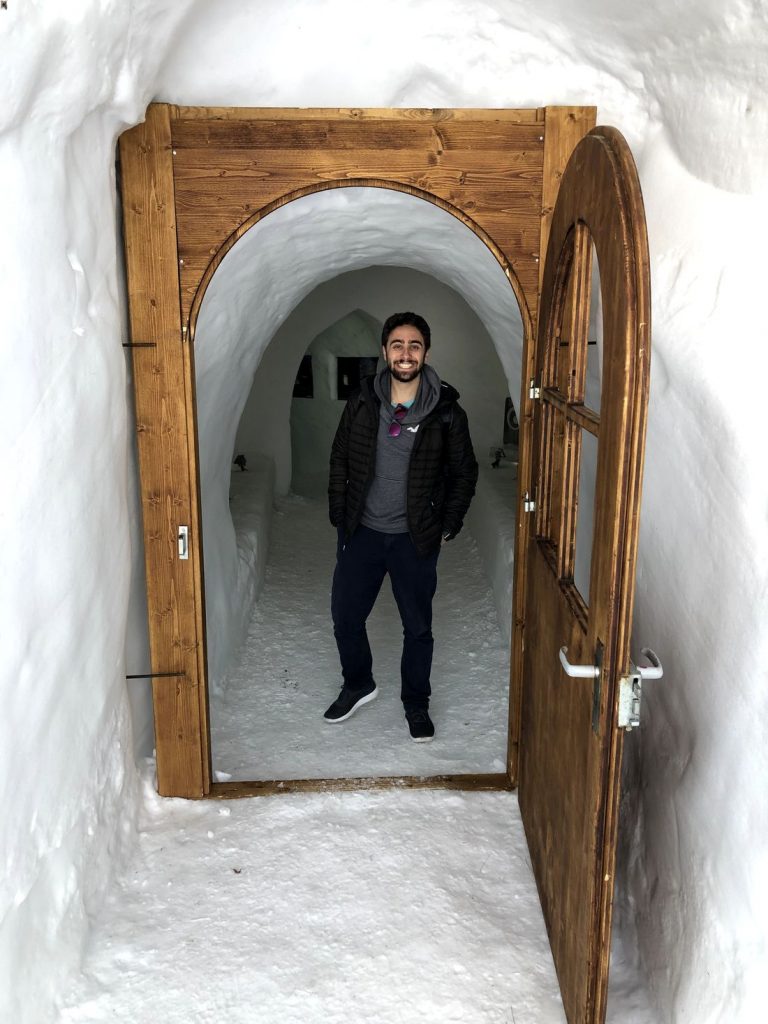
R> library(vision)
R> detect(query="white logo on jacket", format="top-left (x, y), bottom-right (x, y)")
top-left (405, 425), bottom-right (420, 433)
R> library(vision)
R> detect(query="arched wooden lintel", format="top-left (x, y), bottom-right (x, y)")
top-left (118, 104), bottom-right (595, 798)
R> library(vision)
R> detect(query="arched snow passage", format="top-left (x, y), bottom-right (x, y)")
top-left (193, 186), bottom-right (525, 687)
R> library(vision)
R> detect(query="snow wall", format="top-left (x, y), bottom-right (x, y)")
top-left (236, 266), bottom-right (512, 500)
top-left (1, 2), bottom-right (767, 1023)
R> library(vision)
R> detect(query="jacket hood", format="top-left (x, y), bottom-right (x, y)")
top-left (371, 363), bottom-right (455, 423)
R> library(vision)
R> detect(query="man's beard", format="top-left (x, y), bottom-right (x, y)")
top-left (388, 360), bottom-right (423, 383)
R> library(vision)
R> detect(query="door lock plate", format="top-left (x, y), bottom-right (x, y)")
top-left (618, 671), bottom-right (642, 730)
top-left (178, 525), bottom-right (189, 560)
top-left (618, 649), bottom-right (663, 730)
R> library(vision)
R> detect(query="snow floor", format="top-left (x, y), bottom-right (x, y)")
top-left (56, 498), bottom-right (656, 1024)
top-left (58, 777), bottom-right (566, 1024)
top-left (210, 495), bottom-right (510, 781)
top-left (55, 775), bottom-right (653, 1024)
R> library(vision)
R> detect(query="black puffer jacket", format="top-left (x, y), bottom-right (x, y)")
top-left (328, 376), bottom-right (478, 556)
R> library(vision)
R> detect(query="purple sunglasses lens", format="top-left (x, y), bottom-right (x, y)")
top-left (388, 404), bottom-right (407, 438)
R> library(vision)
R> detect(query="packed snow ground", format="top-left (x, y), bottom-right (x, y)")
top-left (56, 496), bottom-right (655, 1023)
top-left (211, 493), bottom-right (510, 781)
top-left (58, 778), bottom-right (567, 1024)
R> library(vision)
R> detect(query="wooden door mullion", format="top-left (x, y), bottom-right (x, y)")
top-left (534, 401), bottom-right (555, 542)
top-left (568, 223), bottom-right (593, 404)
top-left (534, 233), bottom-right (568, 547)
top-left (559, 223), bottom-right (594, 581)
top-left (561, 417), bottom-right (583, 580)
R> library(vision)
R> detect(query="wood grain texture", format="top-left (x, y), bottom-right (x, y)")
top-left (589, 127), bottom-right (651, 1024)
top-left (537, 107), bottom-right (598, 296)
top-left (507, 106), bottom-right (595, 784)
top-left (210, 773), bottom-right (512, 799)
top-left (167, 109), bottom-right (546, 327)
top-left (542, 388), bottom-right (600, 436)
top-left (172, 106), bottom-right (544, 124)
top-left (119, 105), bottom-right (209, 798)
top-left (180, 177), bottom-right (540, 347)
top-left (557, 224), bottom-right (593, 579)
top-left (180, 315), bottom-right (212, 795)
top-left (171, 119), bottom-right (545, 150)
top-left (518, 126), bottom-right (651, 1024)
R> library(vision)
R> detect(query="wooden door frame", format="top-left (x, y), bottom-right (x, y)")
top-left (119, 104), bottom-right (595, 798)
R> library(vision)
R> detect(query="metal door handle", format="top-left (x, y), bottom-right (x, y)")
top-left (637, 648), bottom-right (663, 679)
top-left (559, 646), bottom-right (600, 679)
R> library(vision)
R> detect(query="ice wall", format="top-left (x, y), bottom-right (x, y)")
top-left (3, 2), bottom-right (767, 1022)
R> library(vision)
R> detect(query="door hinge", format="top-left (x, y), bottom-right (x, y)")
top-left (529, 378), bottom-right (541, 400)
top-left (618, 648), bottom-right (663, 730)
top-left (523, 490), bottom-right (536, 512)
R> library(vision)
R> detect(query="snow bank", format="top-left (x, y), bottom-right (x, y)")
top-left (0, 4), bottom-right (200, 1020)
top-left (206, 455), bottom-right (275, 694)
top-left (466, 465), bottom-right (518, 640)
top-left (2, 1), bottom-right (767, 1022)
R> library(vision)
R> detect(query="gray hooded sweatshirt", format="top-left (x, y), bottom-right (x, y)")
top-left (360, 364), bottom-right (442, 534)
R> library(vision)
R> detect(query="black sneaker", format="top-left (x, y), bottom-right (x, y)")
top-left (405, 707), bottom-right (435, 742)
top-left (323, 683), bottom-right (377, 723)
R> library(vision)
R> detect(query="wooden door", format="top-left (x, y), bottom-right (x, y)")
top-left (518, 127), bottom-right (651, 1024)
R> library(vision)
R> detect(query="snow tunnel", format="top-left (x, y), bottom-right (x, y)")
top-left (8, 4), bottom-right (767, 1022)
top-left (120, 103), bottom-right (649, 1023)
top-left (191, 184), bottom-right (525, 759)
top-left (197, 229), bottom-right (523, 779)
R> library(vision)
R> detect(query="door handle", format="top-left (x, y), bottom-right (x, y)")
top-left (636, 648), bottom-right (663, 679)
top-left (558, 646), bottom-right (600, 679)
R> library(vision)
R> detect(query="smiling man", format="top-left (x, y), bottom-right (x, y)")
top-left (325, 311), bottom-right (478, 741)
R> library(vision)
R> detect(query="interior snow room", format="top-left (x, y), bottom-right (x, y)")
top-left (2, 3), bottom-right (767, 1024)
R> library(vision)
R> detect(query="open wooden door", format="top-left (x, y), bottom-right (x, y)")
top-left (518, 127), bottom-right (651, 1024)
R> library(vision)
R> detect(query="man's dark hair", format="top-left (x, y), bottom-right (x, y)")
top-left (381, 312), bottom-right (431, 352)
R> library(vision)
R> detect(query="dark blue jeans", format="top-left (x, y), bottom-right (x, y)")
top-left (331, 526), bottom-right (439, 709)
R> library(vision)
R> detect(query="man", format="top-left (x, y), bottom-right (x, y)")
top-left (325, 311), bottom-right (478, 741)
